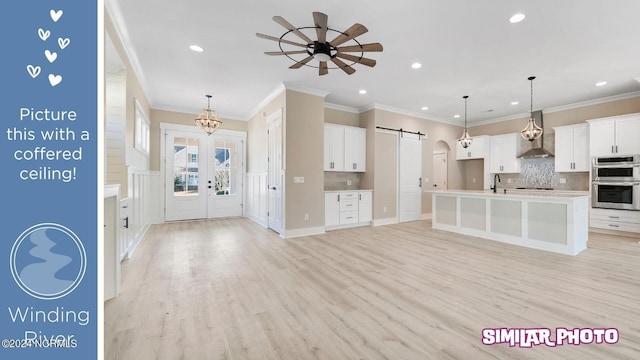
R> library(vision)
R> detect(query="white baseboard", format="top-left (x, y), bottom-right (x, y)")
top-left (373, 217), bottom-right (398, 226)
top-left (421, 213), bottom-right (433, 220)
top-left (282, 226), bottom-right (325, 238)
top-left (325, 222), bottom-right (371, 232)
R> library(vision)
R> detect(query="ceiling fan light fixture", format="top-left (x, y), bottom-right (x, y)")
top-left (521, 76), bottom-right (543, 141)
top-left (458, 95), bottom-right (473, 149)
top-left (195, 95), bottom-right (222, 136)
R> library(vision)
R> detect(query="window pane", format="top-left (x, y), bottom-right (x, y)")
top-left (173, 137), bottom-right (199, 196)
top-left (214, 140), bottom-right (236, 196)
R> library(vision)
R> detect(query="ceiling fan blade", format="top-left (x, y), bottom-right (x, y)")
top-left (336, 53), bottom-right (376, 67)
top-left (313, 12), bottom-right (328, 43)
top-left (319, 61), bottom-right (328, 76)
top-left (289, 56), bottom-right (314, 69)
top-left (264, 50), bottom-right (309, 56)
top-left (329, 23), bottom-right (368, 47)
top-left (331, 57), bottom-right (356, 75)
top-left (256, 33), bottom-right (308, 48)
top-left (337, 43), bottom-right (384, 53)
top-left (273, 16), bottom-right (313, 44)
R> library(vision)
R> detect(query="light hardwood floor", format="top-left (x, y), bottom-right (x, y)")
top-left (105, 219), bottom-right (640, 360)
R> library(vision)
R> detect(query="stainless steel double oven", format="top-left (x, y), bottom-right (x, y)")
top-left (592, 155), bottom-right (640, 210)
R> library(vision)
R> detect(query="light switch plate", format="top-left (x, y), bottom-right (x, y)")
top-left (559, 178), bottom-right (566, 184)
top-left (293, 177), bottom-right (305, 184)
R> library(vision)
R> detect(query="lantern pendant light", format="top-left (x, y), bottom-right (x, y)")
top-left (521, 76), bottom-right (543, 141)
top-left (458, 95), bottom-right (473, 149)
top-left (195, 95), bottom-right (222, 135)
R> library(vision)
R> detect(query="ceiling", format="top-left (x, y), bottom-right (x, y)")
top-left (106, 0), bottom-right (640, 126)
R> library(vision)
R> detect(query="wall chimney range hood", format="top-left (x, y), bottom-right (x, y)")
top-left (518, 110), bottom-right (554, 158)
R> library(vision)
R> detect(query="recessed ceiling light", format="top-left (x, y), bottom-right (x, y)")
top-left (511, 101), bottom-right (519, 105)
top-left (421, 106), bottom-right (429, 111)
top-left (359, 89), bottom-right (367, 95)
top-left (189, 45), bottom-right (204, 52)
top-left (509, 13), bottom-right (526, 24)
top-left (411, 62), bottom-right (422, 69)
top-left (454, 114), bottom-right (461, 118)
top-left (596, 81), bottom-right (607, 87)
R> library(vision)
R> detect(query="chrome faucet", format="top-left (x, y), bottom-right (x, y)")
top-left (491, 174), bottom-right (501, 193)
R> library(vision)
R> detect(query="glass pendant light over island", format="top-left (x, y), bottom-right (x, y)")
top-left (521, 76), bottom-right (543, 141)
top-left (195, 95), bottom-right (222, 135)
top-left (458, 95), bottom-right (473, 149)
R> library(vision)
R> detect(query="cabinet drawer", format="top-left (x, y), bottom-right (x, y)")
top-left (340, 199), bottom-right (358, 212)
top-left (590, 209), bottom-right (640, 223)
top-left (340, 192), bottom-right (358, 200)
top-left (590, 219), bottom-right (640, 233)
top-left (340, 211), bottom-right (359, 224)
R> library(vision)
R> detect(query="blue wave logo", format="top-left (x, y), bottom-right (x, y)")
top-left (10, 223), bottom-right (86, 300)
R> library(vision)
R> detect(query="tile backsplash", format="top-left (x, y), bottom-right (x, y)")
top-left (498, 158), bottom-right (589, 191)
top-left (324, 172), bottom-right (361, 191)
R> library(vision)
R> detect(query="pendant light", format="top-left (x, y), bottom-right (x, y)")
top-left (195, 95), bottom-right (222, 135)
top-left (458, 95), bottom-right (473, 149)
top-left (520, 76), bottom-right (543, 141)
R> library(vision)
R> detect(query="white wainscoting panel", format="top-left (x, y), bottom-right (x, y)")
top-left (246, 172), bottom-right (268, 227)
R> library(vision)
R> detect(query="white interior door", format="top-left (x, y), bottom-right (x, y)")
top-left (165, 131), bottom-right (208, 221)
top-left (432, 150), bottom-right (448, 190)
top-left (267, 110), bottom-right (284, 234)
top-left (398, 133), bottom-right (422, 222)
top-left (207, 136), bottom-right (244, 218)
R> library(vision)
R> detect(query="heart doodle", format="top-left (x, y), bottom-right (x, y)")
top-left (48, 74), bottom-right (62, 87)
top-left (58, 38), bottom-right (70, 50)
top-left (38, 28), bottom-right (50, 41)
top-left (27, 65), bottom-right (41, 79)
top-left (50, 9), bottom-right (63, 22)
top-left (45, 50), bottom-right (58, 63)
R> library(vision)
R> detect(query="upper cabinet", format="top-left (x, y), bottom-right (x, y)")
top-left (588, 114), bottom-right (640, 157)
top-left (456, 135), bottom-right (489, 160)
top-left (553, 123), bottom-right (589, 172)
top-left (490, 133), bottom-right (521, 173)
top-left (324, 124), bottom-right (366, 172)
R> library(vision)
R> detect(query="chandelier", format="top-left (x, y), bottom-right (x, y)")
top-left (195, 95), bottom-right (222, 135)
top-left (458, 95), bottom-right (473, 148)
top-left (521, 76), bottom-right (543, 141)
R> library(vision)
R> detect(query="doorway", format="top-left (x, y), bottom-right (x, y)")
top-left (162, 124), bottom-right (246, 221)
top-left (432, 150), bottom-right (448, 190)
top-left (398, 133), bottom-right (423, 222)
top-left (267, 109), bottom-right (284, 234)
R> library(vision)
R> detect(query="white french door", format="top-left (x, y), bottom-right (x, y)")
top-left (165, 131), bottom-right (208, 221)
top-left (267, 110), bottom-right (284, 234)
top-left (398, 133), bottom-right (423, 222)
top-left (163, 125), bottom-right (246, 222)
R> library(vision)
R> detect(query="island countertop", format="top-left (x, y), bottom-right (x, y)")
top-left (430, 189), bottom-right (589, 255)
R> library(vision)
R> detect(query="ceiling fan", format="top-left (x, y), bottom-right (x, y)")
top-left (256, 11), bottom-right (383, 76)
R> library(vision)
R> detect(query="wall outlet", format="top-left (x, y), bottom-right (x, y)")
top-left (424, 178), bottom-right (429, 183)
top-left (293, 176), bottom-right (305, 184)
top-left (383, 206), bottom-right (387, 213)
top-left (304, 213), bottom-right (309, 221)
top-left (472, 178), bottom-right (476, 183)
top-left (347, 180), bottom-right (352, 186)
top-left (559, 178), bottom-right (566, 184)
top-left (508, 178), bottom-right (512, 183)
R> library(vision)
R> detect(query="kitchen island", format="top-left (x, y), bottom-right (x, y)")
top-left (430, 190), bottom-right (590, 255)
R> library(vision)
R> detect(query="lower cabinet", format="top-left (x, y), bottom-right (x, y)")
top-left (590, 208), bottom-right (640, 233)
top-left (325, 190), bottom-right (373, 229)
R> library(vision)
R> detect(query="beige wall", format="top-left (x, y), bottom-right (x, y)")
top-left (284, 90), bottom-right (325, 231)
top-left (150, 109), bottom-right (248, 171)
top-left (359, 109), bottom-right (376, 190)
top-left (247, 91), bottom-right (286, 173)
top-left (105, 11), bottom-right (152, 197)
top-left (325, 107), bottom-right (360, 127)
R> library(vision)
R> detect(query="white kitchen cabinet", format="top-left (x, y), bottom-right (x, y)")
top-left (553, 124), bottom-right (589, 172)
top-left (324, 124), bottom-right (366, 172)
top-left (588, 114), bottom-right (640, 157)
top-left (456, 135), bottom-right (489, 160)
top-left (324, 124), bottom-right (345, 171)
top-left (344, 126), bottom-right (366, 171)
top-left (325, 190), bottom-right (373, 230)
top-left (590, 208), bottom-right (640, 234)
top-left (490, 133), bottom-right (521, 173)
top-left (358, 191), bottom-right (373, 223)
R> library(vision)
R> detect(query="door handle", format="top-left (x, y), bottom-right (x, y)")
top-left (271, 187), bottom-right (276, 190)
top-left (433, 184), bottom-right (437, 187)
top-left (418, 177), bottom-right (422, 188)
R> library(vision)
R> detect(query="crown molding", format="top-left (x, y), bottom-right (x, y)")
top-left (247, 83), bottom-right (286, 120)
top-left (105, 1), bottom-right (153, 107)
top-left (324, 102), bottom-right (360, 114)
top-left (282, 82), bottom-right (330, 98)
